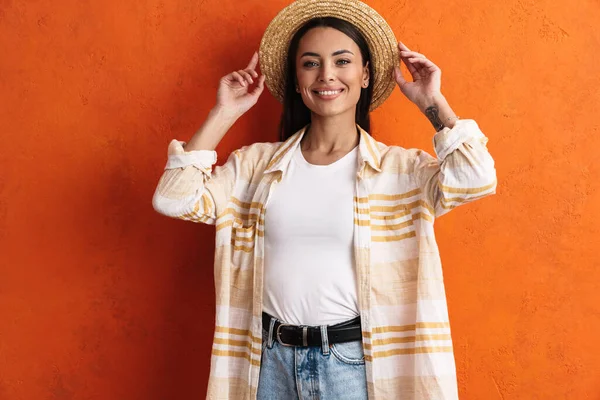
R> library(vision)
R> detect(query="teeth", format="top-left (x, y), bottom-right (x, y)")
top-left (317, 90), bottom-right (342, 96)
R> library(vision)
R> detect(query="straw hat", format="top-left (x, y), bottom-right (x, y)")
top-left (259, 0), bottom-right (399, 111)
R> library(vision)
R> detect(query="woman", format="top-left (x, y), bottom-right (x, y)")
top-left (152, 0), bottom-right (497, 399)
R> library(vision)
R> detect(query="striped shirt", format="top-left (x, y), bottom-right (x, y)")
top-left (152, 119), bottom-right (497, 399)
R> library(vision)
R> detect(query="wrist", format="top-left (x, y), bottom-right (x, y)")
top-left (417, 92), bottom-right (446, 113)
top-left (185, 107), bottom-right (238, 151)
top-left (418, 93), bottom-right (460, 131)
top-left (210, 105), bottom-right (240, 124)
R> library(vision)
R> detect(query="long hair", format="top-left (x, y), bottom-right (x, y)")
top-left (278, 17), bottom-right (374, 142)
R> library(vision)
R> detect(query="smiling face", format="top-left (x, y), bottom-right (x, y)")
top-left (295, 27), bottom-right (370, 118)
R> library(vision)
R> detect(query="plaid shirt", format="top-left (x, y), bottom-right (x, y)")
top-left (152, 119), bottom-right (497, 399)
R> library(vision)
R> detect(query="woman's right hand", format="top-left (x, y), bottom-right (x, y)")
top-left (215, 51), bottom-right (266, 120)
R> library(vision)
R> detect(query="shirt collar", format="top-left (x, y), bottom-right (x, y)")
top-left (264, 123), bottom-right (382, 176)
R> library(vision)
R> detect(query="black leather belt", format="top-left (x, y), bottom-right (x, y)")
top-left (262, 312), bottom-right (362, 347)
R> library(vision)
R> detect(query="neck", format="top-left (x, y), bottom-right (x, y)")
top-left (301, 112), bottom-right (359, 154)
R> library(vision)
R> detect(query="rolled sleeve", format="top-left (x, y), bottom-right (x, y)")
top-left (164, 139), bottom-right (218, 172)
top-left (416, 118), bottom-right (497, 218)
top-left (432, 119), bottom-right (485, 161)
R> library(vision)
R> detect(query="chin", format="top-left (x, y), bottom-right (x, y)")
top-left (306, 102), bottom-right (355, 118)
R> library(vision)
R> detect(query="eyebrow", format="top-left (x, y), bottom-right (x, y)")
top-left (300, 49), bottom-right (355, 58)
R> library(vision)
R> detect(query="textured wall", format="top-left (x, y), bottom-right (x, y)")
top-left (1, 0), bottom-right (598, 399)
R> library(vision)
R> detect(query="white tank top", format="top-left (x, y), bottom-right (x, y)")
top-left (262, 144), bottom-right (359, 326)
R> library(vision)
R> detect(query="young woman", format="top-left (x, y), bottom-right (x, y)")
top-left (152, 0), bottom-right (497, 399)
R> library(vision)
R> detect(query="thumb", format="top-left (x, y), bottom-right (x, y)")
top-left (393, 66), bottom-right (406, 86)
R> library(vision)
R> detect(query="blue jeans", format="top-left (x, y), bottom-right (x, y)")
top-left (257, 317), bottom-right (368, 400)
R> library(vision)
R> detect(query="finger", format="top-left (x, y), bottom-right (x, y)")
top-left (245, 68), bottom-right (259, 78)
top-left (407, 57), bottom-right (439, 72)
top-left (246, 51), bottom-right (259, 70)
top-left (398, 41), bottom-right (411, 51)
top-left (417, 59), bottom-right (439, 73)
top-left (407, 59), bottom-right (440, 82)
top-left (231, 71), bottom-right (246, 86)
top-left (408, 58), bottom-right (427, 76)
top-left (250, 74), bottom-right (265, 97)
top-left (238, 70), bottom-right (254, 85)
top-left (400, 50), bottom-right (426, 59)
top-left (409, 64), bottom-right (423, 81)
top-left (401, 57), bottom-right (420, 79)
top-left (401, 56), bottom-right (419, 76)
top-left (223, 72), bottom-right (239, 85)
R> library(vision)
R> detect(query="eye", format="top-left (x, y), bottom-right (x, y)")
top-left (337, 59), bottom-right (351, 65)
top-left (303, 61), bottom-right (318, 67)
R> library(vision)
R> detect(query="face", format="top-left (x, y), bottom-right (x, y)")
top-left (295, 27), bottom-right (369, 118)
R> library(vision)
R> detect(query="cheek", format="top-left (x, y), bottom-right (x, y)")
top-left (296, 69), bottom-right (315, 84)
top-left (346, 74), bottom-right (365, 94)
top-left (342, 68), bottom-right (366, 86)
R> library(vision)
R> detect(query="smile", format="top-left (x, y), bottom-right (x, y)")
top-left (313, 89), bottom-right (344, 99)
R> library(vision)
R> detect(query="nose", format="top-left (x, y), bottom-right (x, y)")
top-left (318, 62), bottom-right (335, 83)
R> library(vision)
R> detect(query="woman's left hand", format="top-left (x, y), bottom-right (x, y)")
top-left (393, 42), bottom-right (443, 111)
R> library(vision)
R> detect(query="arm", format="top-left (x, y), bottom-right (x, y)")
top-left (414, 99), bottom-right (497, 218)
top-left (394, 42), bottom-right (496, 217)
top-left (151, 124), bottom-right (241, 225)
top-left (152, 108), bottom-right (241, 225)
top-left (152, 52), bottom-right (266, 224)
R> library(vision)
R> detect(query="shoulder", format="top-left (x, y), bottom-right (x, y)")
top-left (375, 140), bottom-right (435, 173)
top-left (224, 141), bottom-right (282, 176)
top-left (231, 141), bottom-right (281, 163)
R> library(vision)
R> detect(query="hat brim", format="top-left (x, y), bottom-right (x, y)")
top-left (259, 0), bottom-right (399, 112)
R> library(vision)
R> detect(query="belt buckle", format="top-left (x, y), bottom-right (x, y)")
top-left (276, 323), bottom-right (295, 347)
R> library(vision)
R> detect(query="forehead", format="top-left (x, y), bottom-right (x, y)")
top-left (297, 27), bottom-right (359, 55)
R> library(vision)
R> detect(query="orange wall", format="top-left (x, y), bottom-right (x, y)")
top-left (1, 0), bottom-right (598, 399)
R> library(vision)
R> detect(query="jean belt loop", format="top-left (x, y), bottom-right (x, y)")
top-left (320, 324), bottom-right (330, 355)
top-left (267, 317), bottom-right (277, 349)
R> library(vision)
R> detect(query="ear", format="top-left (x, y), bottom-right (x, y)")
top-left (363, 61), bottom-right (370, 84)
